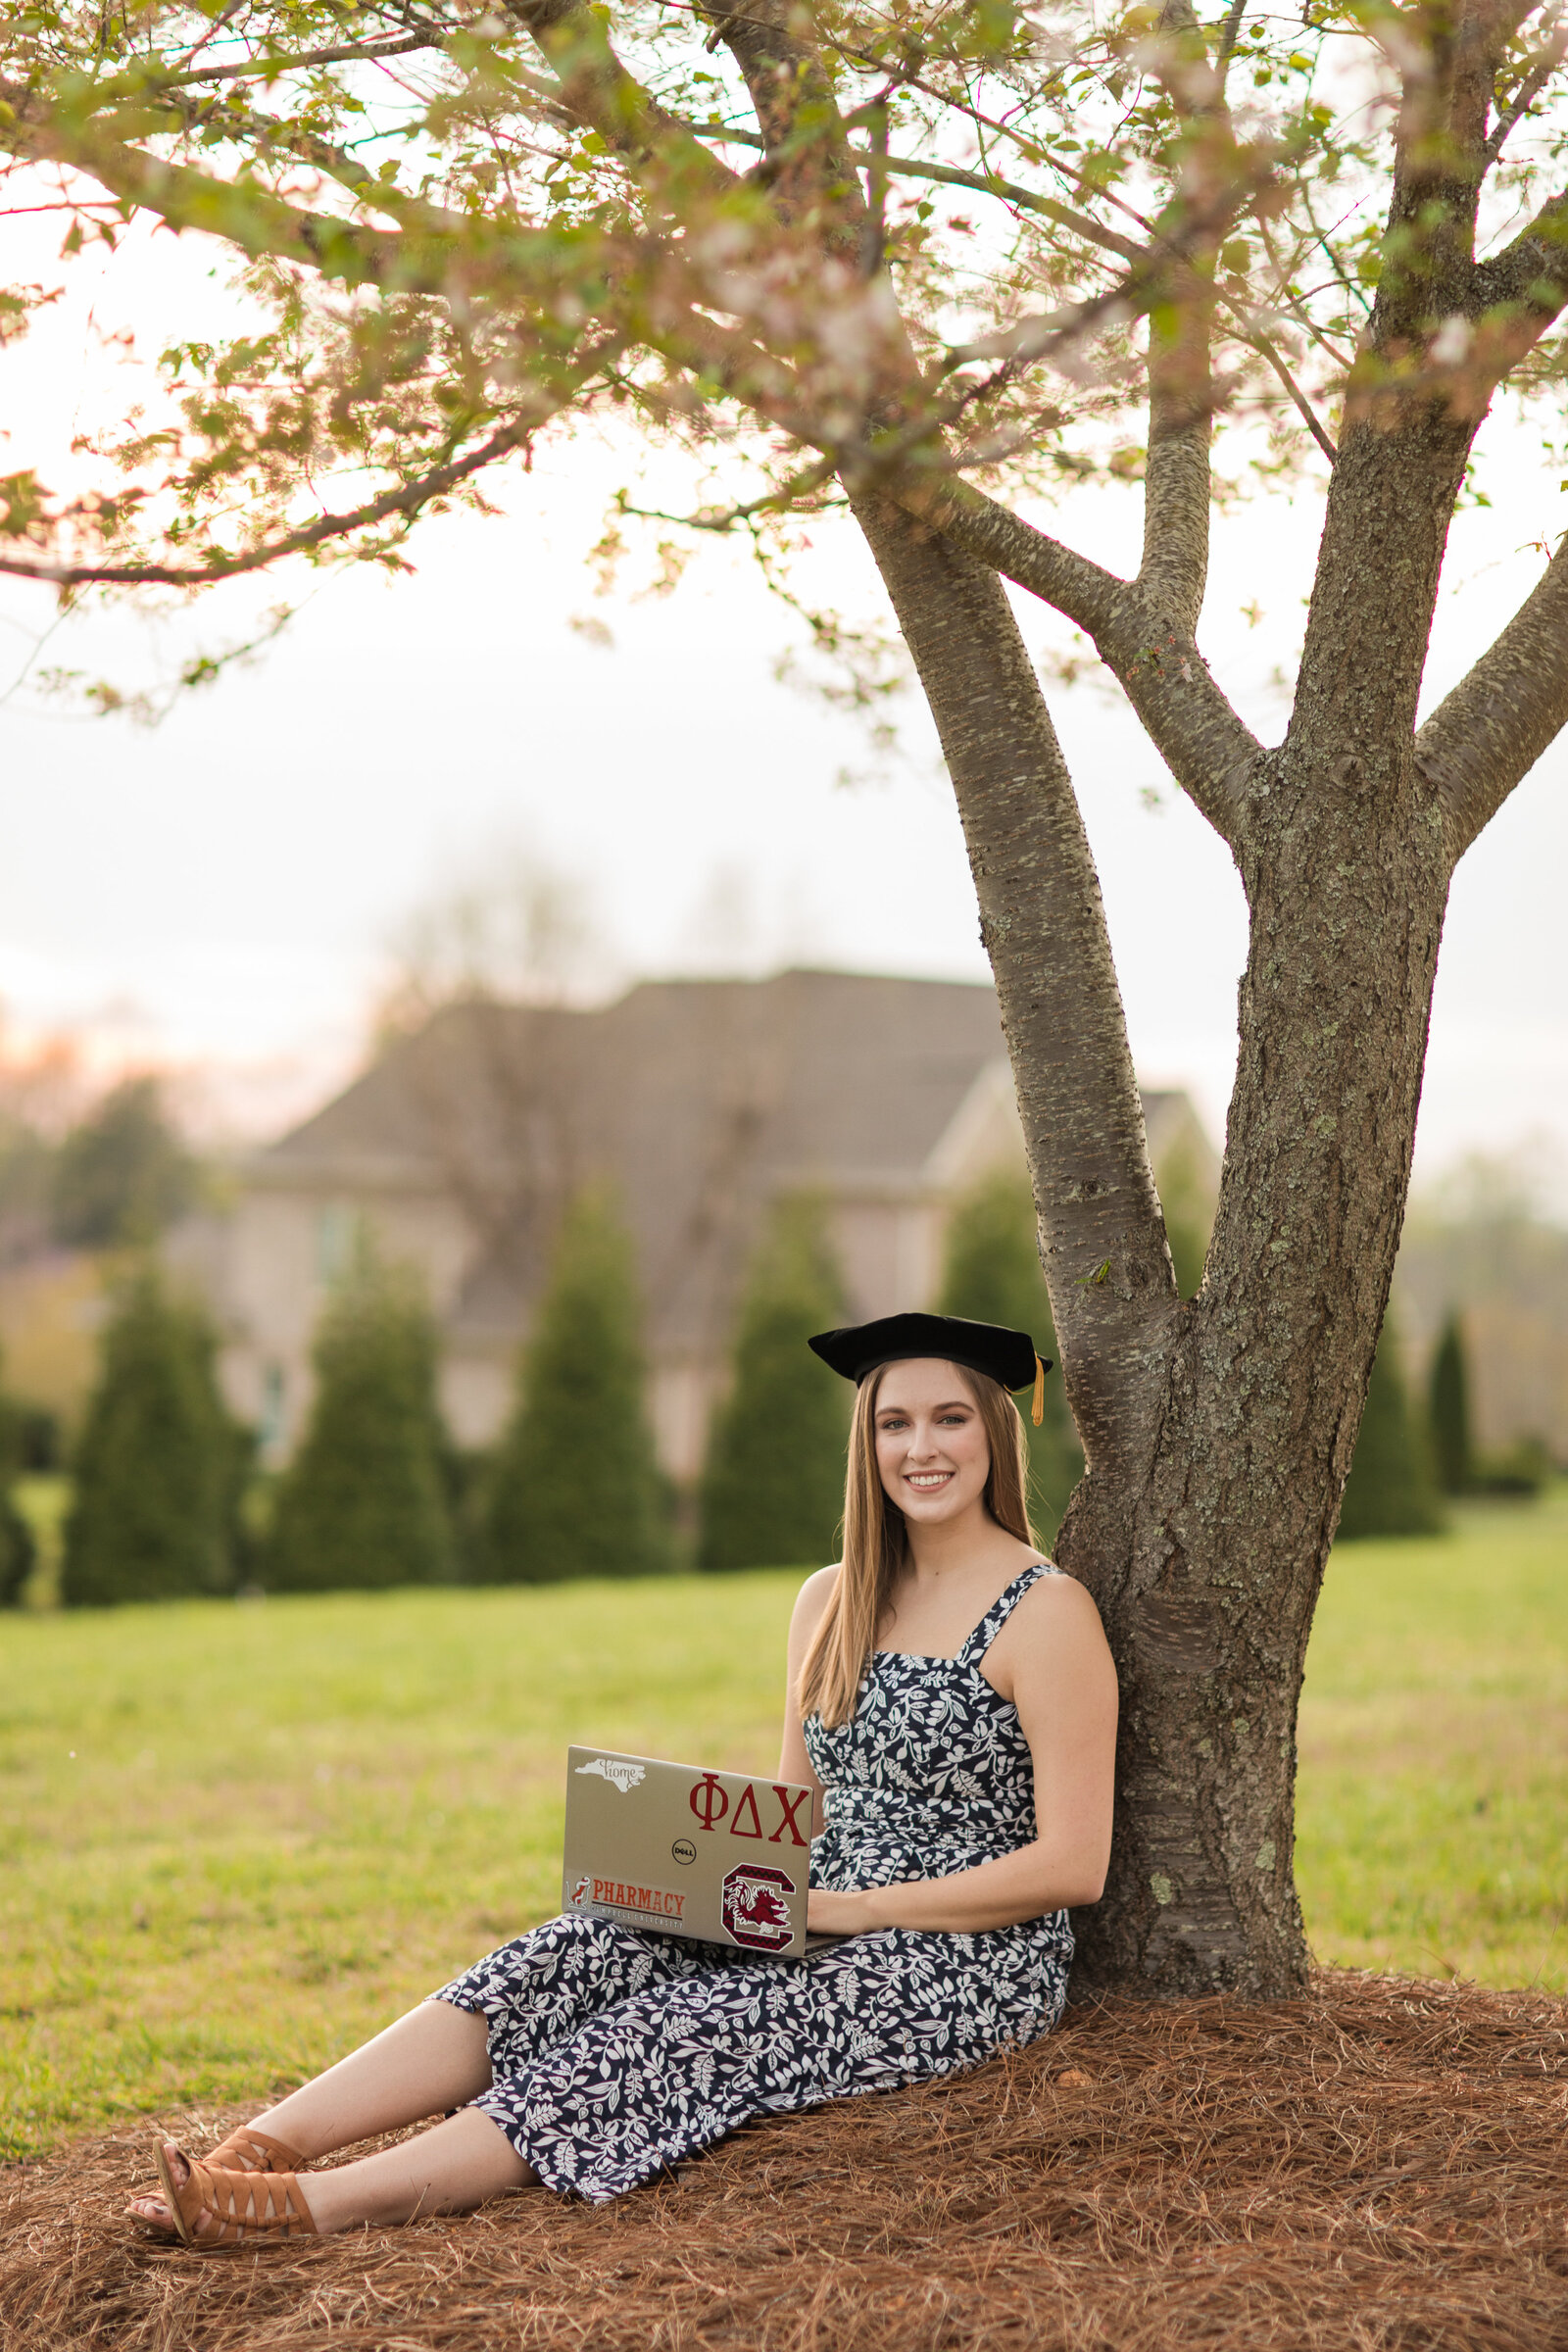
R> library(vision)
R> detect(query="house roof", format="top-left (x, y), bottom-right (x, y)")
top-left (256, 969), bottom-right (1200, 1357)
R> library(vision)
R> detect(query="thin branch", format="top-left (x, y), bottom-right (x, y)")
top-left (865, 150), bottom-right (1145, 263)
top-left (1416, 530), bottom-right (1568, 863)
top-left (180, 0), bottom-right (248, 71)
top-left (3, 104), bottom-right (417, 284)
top-left (1285, 191), bottom-right (1374, 325)
top-left (1218, 304), bottom-right (1339, 460)
top-left (1133, 0), bottom-right (1239, 634)
top-left (1482, 17), bottom-right (1568, 167)
top-left (946, 140), bottom-right (1278, 371)
top-left (858, 101), bottom-right (889, 279)
top-left (666, 110), bottom-right (1148, 261)
top-left (617, 454), bottom-right (839, 530)
top-left (0, 391), bottom-right (610, 588)
top-left (94, 27), bottom-right (445, 98)
top-left (829, 54), bottom-right (1159, 238)
top-left (109, 82), bottom-right (484, 242)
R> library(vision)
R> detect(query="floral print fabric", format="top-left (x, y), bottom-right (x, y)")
top-left (432, 1563), bottom-right (1073, 2202)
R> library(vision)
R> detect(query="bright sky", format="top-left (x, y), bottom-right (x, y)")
top-left (0, 217), bottom-right (1563, 1200)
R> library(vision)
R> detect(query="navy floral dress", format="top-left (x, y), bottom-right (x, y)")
top-left (432, 1563), bottom-right (1073, 2201)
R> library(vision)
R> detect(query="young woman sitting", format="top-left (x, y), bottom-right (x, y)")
top-left (129, 1310), bottom-right (1117, 2247)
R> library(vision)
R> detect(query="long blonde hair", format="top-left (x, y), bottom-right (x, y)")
top-left (798, 1360), bottom-right (1037, 1729)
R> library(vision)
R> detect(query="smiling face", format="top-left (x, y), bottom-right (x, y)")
top-left (872, 1357), bottom-right (993, 1529)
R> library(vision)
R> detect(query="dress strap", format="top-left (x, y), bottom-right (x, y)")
top-left (956, 1560), bottom-right (1062, 1667)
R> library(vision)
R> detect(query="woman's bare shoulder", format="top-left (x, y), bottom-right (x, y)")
top-left (1008, 1566), bottom-right (1110, 1647)
top-left (990, 1568), bottom-right (1115, 1718)
top-left (789, 1562), bottom-right (841, 1634)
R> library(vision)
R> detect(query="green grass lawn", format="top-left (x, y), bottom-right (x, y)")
top-left (1296, 1490), bottom-right (1567, 1994)
top-left (0, 1499), bottom-right (1563, 2162)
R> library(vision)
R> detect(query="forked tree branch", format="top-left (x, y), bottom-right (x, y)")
top-left (900, 478), bottom-right (1260, 851)
top-left (505, 0), bottom-right (743, 195)
top-left (1416, 531), bottom-right (1568, 862)
top-left (703, 0), bottom-right (870, 273)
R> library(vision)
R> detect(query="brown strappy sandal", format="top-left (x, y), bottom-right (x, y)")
top-left (203, 2124), bottom-right (307, 2176)
top-left (127, 2123), bottom-right (305, 2228)
top-left (153, 2142), bottom-right (318, 2250)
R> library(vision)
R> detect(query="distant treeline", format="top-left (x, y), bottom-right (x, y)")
top-left (4, 1164), bottom-right (1549, 1604)
top-left (0, 1074), bottom-right (200, 1261)
top-left (11, 1167), bottom-right (1084, 1606)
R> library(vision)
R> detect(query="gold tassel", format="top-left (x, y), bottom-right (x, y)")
top-left (1032, 1356), bottom-right (1046, 1427)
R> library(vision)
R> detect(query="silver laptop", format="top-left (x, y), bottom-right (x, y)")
top-left (563, 1745), bottom-right (819, 1960)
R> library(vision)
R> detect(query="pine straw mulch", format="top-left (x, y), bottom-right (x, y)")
top-left (3, 1970), bottom-right (1566, 2352)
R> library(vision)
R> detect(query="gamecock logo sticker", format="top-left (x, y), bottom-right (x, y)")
top-left (721, 1862), bottom-right (797, 1952)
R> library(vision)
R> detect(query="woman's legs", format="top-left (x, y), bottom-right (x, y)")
top-left (127, 1918), bottom-right (721, 2236)
top-left (126, 1999), bottom-right (498, 2232)
top-left (292, 2108), bottom-right (530, 2230)
top-left (151, 2108), bottom-right (531, 2240)
top-left (250, 1999), bottom-right (493, 2160)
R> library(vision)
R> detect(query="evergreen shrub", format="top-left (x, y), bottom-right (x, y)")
top-left (1429, 1313), bottom-right (1473, 1495)
top-left (0, 1503), bottom-right (32, 1608)
top-left (268, 1250), bottom-right (454, 1592)
top-left (0, 1350), bottom-right (36, 1607)
top-left (699, 1194), bottom-right (849, 1573)
top-left (937, 1166), bottom-right (1083, 1542)
top-left (61, 1265), bottom-right (243, 1605)
top-left (482, 1188), bottom-right (671, 1582)
top-left (51, 1076), bottom-right (198, 1248)
top-left (1337, 1321), bottom-right (1445, 1540)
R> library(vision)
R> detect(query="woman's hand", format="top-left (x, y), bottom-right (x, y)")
top-left (806, 1886), bottom-right (886, 1935)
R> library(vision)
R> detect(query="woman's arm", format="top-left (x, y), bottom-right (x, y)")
top-left (777, 1564), bottom-right (836, 1838)
top-left (806, 1575), bottom-right (1117, 1935)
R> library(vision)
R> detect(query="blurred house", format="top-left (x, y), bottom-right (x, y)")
top-left (185, 970), bottom-right (1215, 1478)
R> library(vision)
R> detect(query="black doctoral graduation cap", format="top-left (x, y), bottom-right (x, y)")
top-left (808, 1312), bottom-right (1054, 1426)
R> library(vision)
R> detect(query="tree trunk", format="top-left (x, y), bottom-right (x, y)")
top-left (854, 426), bottom-right (1462, 1995)
top-left (1074, 800), bottom-right (1449, 1994)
